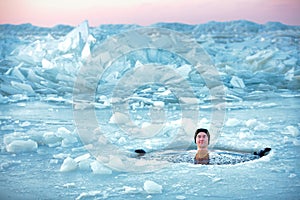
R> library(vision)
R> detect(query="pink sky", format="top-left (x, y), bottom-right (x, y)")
top-left (0, 0), bottom-right (299, 27)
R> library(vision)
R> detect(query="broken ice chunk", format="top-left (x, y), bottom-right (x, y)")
top-left (41, 58), bottom-right (54, 69)
top-left (81, 42), bottom-right (91, 59)
top-left (225, 118), bottom-right (240, 127)
top-left (284, 67), bottom-right (294, 81)
top-left (143, 180), bottom-right (163, 194)
top-left (0, 94), bottom-right (8, 103)
top-left (90, 160), bottom-right (112, 174)
top-left (230, 76), bottom-right (245, 88)
top-left (6, 139), bottom-right (38, 153)
top-left (43, 132), bottom-right (62, 147)
top-left (58, 20), bottom-right (90, 52)
top-left (245, 119), bottom-right (258, 128)
top-left (11, 81), bottom-right (35, 95)
top-left (286, 126), bottom-right (299, 137)
top-left (176, 64), bottom-right (192, 78)
top-left (58, 37), bottom-right (72, 52)
top-left (5, 63), bottom-right (26, 81)
top-left (74, 153), bottom-right (91, 163)
top-left (60, 157), bottom-right (78, 172)
top-left (61, 135), bottom-right (78, 147)
top-left (109, 112), bottom-right (130, 124)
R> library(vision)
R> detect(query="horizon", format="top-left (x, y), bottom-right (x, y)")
top-left (1, 19), bottom-right (299, 29)
top-left (0, 0), bottom-right (300, 27)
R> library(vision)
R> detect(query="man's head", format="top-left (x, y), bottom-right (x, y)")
top-left (194, 128), bottom-right (210, 145)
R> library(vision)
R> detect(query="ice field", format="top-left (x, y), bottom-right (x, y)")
top-left (0, 20), bottom-right (299, 199)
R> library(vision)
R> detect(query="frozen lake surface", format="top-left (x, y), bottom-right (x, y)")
top-left (0, 96), bottom-right (299, 199)
top-left (0, 20), bottom-right (299, 199)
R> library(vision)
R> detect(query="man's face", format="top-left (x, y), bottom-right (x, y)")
top-left (196, 132), bottom-right (209, 148)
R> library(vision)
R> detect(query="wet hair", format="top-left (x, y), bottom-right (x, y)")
top-left (194, 128), bottom-right (210, 144)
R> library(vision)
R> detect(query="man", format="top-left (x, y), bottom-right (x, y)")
top-left (135, 128), bottom-right (271, 165)
top-left (194, 128), bottom-right (210, 164)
